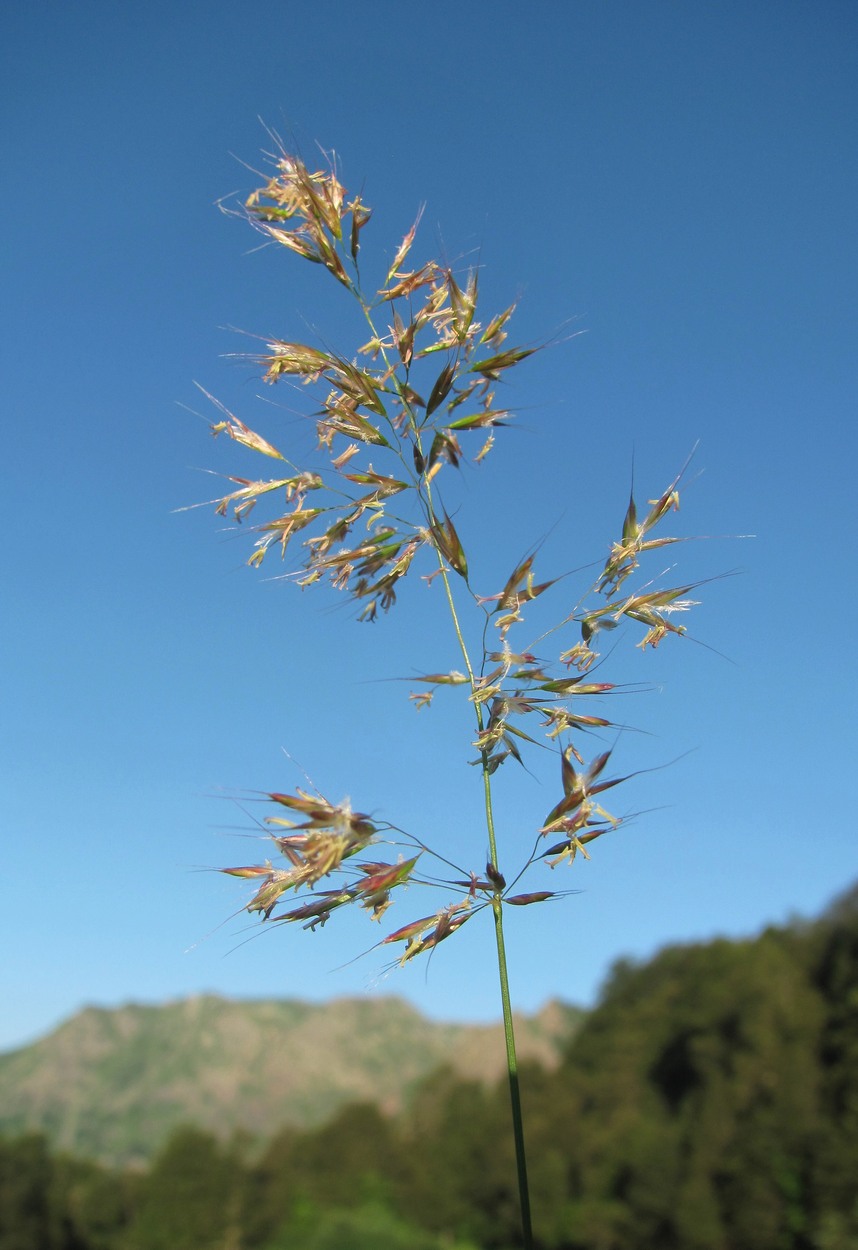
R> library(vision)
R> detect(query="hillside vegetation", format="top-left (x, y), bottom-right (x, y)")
top-left (0, 995), bottom-right (580, 1165)
top-left (1, 883), bottom-right (856, 1249)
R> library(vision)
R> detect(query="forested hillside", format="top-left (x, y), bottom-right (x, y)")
top-left (1, 884), bottom-right (856, 1250)
top-left (0, 997), bottom-right (580, 1165)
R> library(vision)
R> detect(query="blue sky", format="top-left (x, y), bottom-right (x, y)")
top-left (2, 1), bottom-right (856, 1053)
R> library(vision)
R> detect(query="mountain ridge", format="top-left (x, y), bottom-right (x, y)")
top-left (0, 993), bottom-right (582, 1165)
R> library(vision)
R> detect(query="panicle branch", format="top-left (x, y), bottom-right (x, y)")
top-left (207, 148), bottom-right (539, 625)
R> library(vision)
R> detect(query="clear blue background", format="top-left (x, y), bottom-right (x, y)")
top-left (2, 1), bottom-right (856, 1051)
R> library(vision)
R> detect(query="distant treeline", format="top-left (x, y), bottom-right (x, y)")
top-left (2, 884), bottom-right (856, 1250)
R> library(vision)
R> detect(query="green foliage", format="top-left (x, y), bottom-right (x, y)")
top-left (122, 1127), bottom-right (248, 1250)
top-left (52, 1155), bottom-right (136, 1250)
top-left (263, 1198), bottom-right (478, 1250)
top-left (531, 931), bottom-right (825, 1249)
top-left (0, 1133), bottom-right (137, 1250)
top-left (0, 1134), bottom-right (59, 1250)
top-left (253, 1102), bottom-right (404, 1219)
top-left (809, 884), bottom-right (858, 1230)
top-left (3, 888), bottom-right (858, 1249)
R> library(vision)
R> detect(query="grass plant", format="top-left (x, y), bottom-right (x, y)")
top-left (194, 143), bottom-right (710, 1249)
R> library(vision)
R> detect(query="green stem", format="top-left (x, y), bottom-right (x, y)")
top-left (491, 891), bottom-right (534, 1249)
top-left (432, 535), bottom-right (534, 1250)
top-left (355, 289), bottom-right (534, 1248)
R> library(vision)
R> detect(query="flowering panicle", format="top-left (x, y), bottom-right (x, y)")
top-left (194, 142), bottom-right (724, 1250)
top-left (209, 146), bottom-right (707, 969)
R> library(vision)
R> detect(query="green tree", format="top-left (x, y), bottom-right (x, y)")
top-left (0, 1135), bottom-right (61, 1250)
top-left (808, 885), bottom-right (858, 1246)
top-left (250, 1102), bottom-right (403, 1233)
top-left (519, 930), bottom-right (827, 1249)
top-left (122, 1127), bottom-right (247, 1250)
top-left (52, 1154), bottom-right (135, 1250)
top-left (263, 1197), bottom-right (478, 1250)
